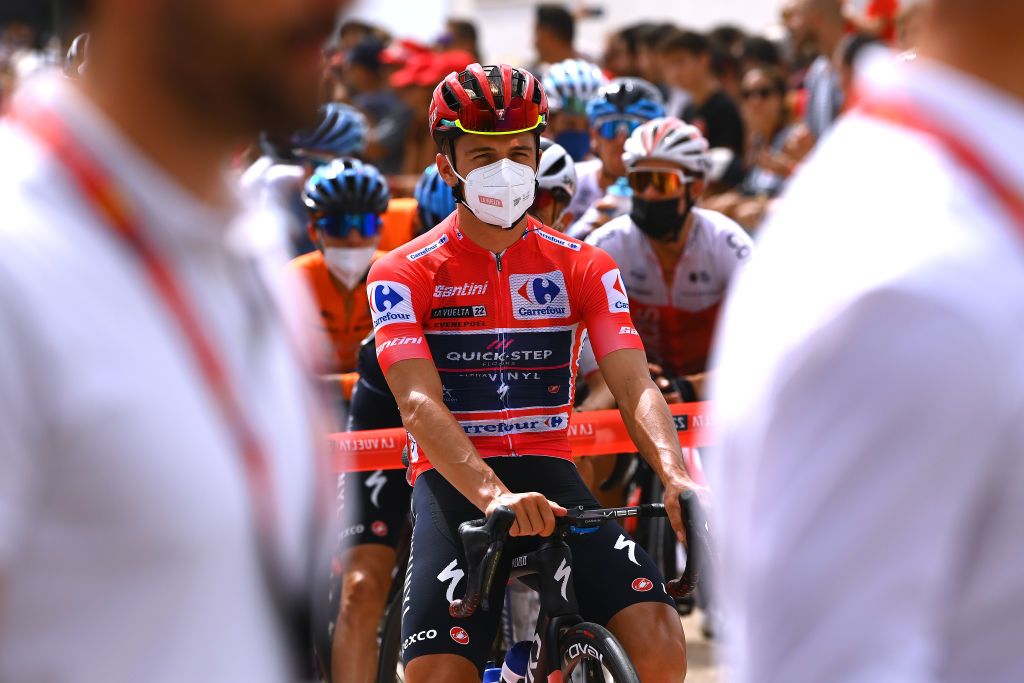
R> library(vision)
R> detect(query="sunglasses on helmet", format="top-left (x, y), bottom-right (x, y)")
top-left (313, 212), bottom-right (383, 238)
top-left (627, 168), bottom-right (698, 195)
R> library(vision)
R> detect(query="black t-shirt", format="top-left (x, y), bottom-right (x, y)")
top-left (682, 89), bottom-right (746, 189)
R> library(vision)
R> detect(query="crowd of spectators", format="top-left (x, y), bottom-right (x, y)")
top-left (1, 0), bottom-right (924, 226)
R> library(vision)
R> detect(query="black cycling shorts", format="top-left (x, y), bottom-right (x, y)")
top-left (400, 456), bottom-right (675, 672)
top-left (336, 468), bottom-right (410, 550)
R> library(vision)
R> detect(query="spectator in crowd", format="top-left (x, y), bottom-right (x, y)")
top-left (338, 19), bottom-right (380, 52)
top-left (390, 50), bottom-right (473, 177)
top-left (345, 37), bottom-right (412, 175)
top-left (660, 29), bottom-right (746, 190)
top-left (739, 35), bottom-right (783, 73)
top-left (792, 0), bottom-right (848, 139)
top-left (632, 22), bottom-right (676, 96)
top-left (603, 23), bottom-right (646, 78)
top-left (834, 31), bottom-right (881, 108)
top-left (439, 18), bottom-right (480, 62)
top-left (708, 24), bottom-right (747, 101)
top-left (705, 66), bottom-right (805, 230)
top-left (533, 3), bottom-right (576, 66)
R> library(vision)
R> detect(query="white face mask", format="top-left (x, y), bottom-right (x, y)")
top-left (447, 157), bottom-right (537, 229)
top-left (324, 246), bottom-right (376, 290)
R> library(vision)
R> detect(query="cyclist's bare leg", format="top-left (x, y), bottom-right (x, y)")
top-left (607, 602), bottom-right (687, 682)
top-left (405, 653), bottom-right (478, 683)
top-left (332, 544), bottom-right (397, 683)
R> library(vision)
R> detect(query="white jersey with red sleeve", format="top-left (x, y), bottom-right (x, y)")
top-left (367, 213), bottom-right (643, 482)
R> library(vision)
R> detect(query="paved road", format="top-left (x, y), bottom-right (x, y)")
top-left (681, 612), bottom-right (720, 683)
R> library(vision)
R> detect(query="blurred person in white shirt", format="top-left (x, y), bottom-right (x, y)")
top-left (710, 1), bottom-right (1024, 682)
top-left (0, 0), bottom-right (350, 681)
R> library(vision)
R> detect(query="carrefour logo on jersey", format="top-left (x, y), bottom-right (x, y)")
top-left (601, 269), bottom-right (630, 313)
top-left (459, 413), bottom-right (570, 437)
top-left (510, 271), bottom-right (570, 320)
top-left (367, 281), bottom-right (415, 330)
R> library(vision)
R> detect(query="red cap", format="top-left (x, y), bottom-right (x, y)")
top-left (380, 38), bottom-right (431, 66)
top-left (389, 50), bottom-right (474, 89)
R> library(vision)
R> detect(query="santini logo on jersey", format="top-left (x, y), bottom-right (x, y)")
top-left (406, 234), bottom-right (449, 261)
top-left (601, 269), bottom-right (630, 313)
top-left (510, 271), bottom-right (569, 320)
top-left (368, 281), bottom-right (415, 329)
top-left (376, 336), bottom-right (423, 355)
top-left (459, 413), bottom-right (569, 436)
top-left (434, 282), bottom-right (488, 298)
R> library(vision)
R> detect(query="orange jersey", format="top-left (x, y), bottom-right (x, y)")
top-left (290, 250), bottom-right (376, 373)
top-left (378, 197), bottom-right (419, 252)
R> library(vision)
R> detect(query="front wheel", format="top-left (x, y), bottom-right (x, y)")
top-left (559, 622), bottom-right (640, 683)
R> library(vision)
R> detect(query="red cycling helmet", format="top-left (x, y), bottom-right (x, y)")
top-left (428, 63), bottom-right (548, 144)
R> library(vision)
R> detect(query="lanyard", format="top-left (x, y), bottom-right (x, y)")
top-left (857, 96), bottom-right (1024, 231)
top-left (8, 101), bottom-right (285, 568)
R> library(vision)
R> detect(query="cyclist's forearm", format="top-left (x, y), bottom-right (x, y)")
top-left (401, 393), bottom-right (508, 510)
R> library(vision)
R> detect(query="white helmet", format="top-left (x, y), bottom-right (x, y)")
top-left (537, 138), bottom-right (577, 199)
top-left (542, 59), bottom-right (609, 114)
top-left (622, 117), bottom-right (711, 180)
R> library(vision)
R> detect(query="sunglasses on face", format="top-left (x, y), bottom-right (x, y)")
top-left (595, 117), bottom-right (644, 140)
top-left (627, 168), bottom-right (696, 195)
top-left (741, 87), bottom-right (779, 101)
top-left (313, 212), bottom-right (383, 238)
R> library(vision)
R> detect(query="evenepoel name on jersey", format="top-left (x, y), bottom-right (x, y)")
top-left (510, 271), bottom-right (570, 321)
top-left (368, 281), bottom-right (416, 330)
top-left (458, 413), bottom-right (570, 437)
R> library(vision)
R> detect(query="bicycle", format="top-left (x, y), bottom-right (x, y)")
top-left (449, 492), bottom-right (709, 682)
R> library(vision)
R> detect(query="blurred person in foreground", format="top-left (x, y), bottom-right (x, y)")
top-left (710, 1), bottom-right (1024, 681)
top-left (0, 0), bottom-right (349, 680)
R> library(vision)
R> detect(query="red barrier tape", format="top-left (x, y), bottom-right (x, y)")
top-left (328, 401), bottom-right (714, 473)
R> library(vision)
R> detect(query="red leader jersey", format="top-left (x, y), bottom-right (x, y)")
top-left (367, 213), bottom-right (644, 483)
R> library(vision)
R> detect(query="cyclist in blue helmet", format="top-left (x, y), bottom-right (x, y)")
top-left (541, 59), bottom-right (608, 162)
top-left (263, 102), bottom-right (369, 164)
top-left (291, 158), bottom-right (406, 683)
top-left (563, 77), bottom-right (665, 239)
top-left (413, 163), bottom-right (457, 235)
top-left (242, 103), bottom-right (370, 254)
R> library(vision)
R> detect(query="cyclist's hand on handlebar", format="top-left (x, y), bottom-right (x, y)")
top-left (486, 492), bottom-right (567, 538)
top-left (662, 474), bottom-right (709, 546)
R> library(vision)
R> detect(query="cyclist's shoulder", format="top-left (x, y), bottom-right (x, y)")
top-left (584, 214), bottom-right (637, 253)
top-left (692, 208), bottom-right (753, 262)
top-left (288, 249), bottom-right (324, 272)
top-left (370, 219), bottom-right (454, 281)
top-left (530, 222), bottom-right (586, 257)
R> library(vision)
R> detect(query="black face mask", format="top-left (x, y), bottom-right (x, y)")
top-left (630, 188), bottom-right (694, 242)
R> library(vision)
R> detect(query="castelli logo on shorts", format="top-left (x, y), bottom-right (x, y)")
top-left (371, 521), bottom-right (388, 537)
top-left (450, 627), bottom-right (470, 645)
top-left (478, 195), bottom-right (503, 207)
top-left (632, 578), bottom-right (654, 592)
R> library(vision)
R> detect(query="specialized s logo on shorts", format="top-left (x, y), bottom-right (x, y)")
top-left (601, 269), bottom-right (630, 313)
top-left (510, 271), bottom-right (570, 320)
top-left (368, 281), bottom-right (415, 330)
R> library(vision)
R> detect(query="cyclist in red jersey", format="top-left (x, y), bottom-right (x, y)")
top-left (367, 63), bottom-right (699, 683)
